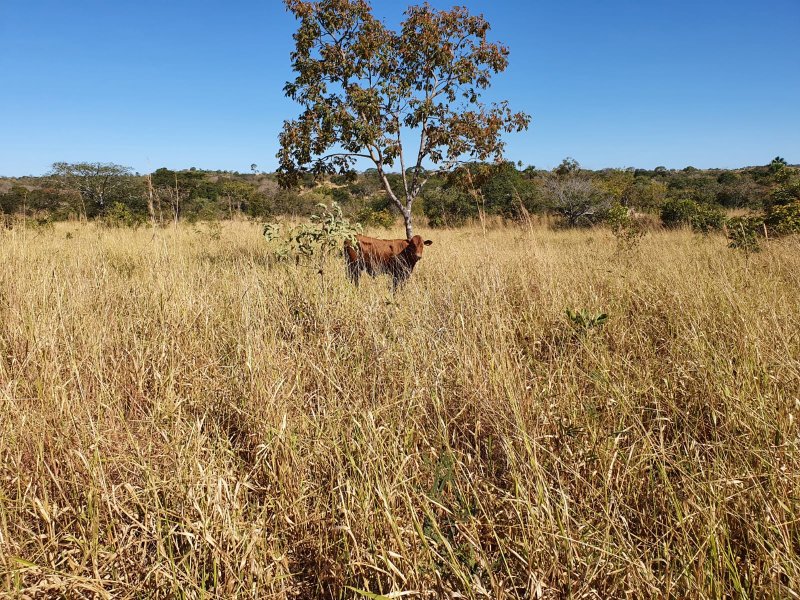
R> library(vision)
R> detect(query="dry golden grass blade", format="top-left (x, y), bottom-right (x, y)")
top-left (0, 222), bottom-right (798, 598)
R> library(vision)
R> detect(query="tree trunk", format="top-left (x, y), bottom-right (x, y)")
top-left (402, 208), bottom-right (413, 239)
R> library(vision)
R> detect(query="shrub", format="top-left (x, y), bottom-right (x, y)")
top-left (660, 198), bottom-right (724, 232)
top-left (103, 202), bottom-right (146, 228)
top-left (356, 207), bottom-right (395, 229)
top-left (764, 200), bottom-right (800, 236)
top-left (263, 202), bottom-right (361, 265)
top-left (726, 215), bottom-right (764, 252)
top-left (726, 200), bottom-right (800, 252)
top-left (184, 199), bottom-right (224, 224)
top-left (423, 186), bottom-right (477, 228)
top-left (605, 202), bottom-right (647, 252)
top-left (331, 188), bottom-right (351, 204)
top-left (660, 198), bottom-right (696, 228)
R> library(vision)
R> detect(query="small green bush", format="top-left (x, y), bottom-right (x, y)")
top-left (566, 308), bottom-right (608, 331)
top-left (661, 198), bottom-right (724, 232)
top-left (604, 202), bottom-right (648, 254)
top-left (263, 202), bottom-right (361, 265)
top-left (726, 215), bottom-right (763, 252)
top-left (725, 200), bottom-right (800, 251)
top-left (331, 188), bottom-right (351, 204)
top-left (764, 200), bottom-right (800, 235)
top-left (423, 186), bottom-right (476, 228)
top-left (103, 202), bottom-right (146, 228)
top-left (356, 207), bottom-right (395, 229)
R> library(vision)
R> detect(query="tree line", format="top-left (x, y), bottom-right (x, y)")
top-left (1, 157), bottom-right (797, 237)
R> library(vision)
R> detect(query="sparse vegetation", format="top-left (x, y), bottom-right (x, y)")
top-left (1, 222), bottom-right (798, 598)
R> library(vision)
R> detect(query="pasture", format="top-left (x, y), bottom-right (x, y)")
top-left (1, 222), bottom-right (798, 598)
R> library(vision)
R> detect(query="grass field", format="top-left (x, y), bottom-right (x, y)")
top-left (1, 222), bottom-right (799, 598)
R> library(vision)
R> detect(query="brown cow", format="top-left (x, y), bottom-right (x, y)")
top-left (344, 234), bottom-right (433, 289)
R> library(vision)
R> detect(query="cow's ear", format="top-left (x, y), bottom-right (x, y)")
top-left (423, 239), bottom-right (433, 246)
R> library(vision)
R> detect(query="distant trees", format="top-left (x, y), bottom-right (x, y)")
top-left (277, 0), bottom-right (530, 238)
top-left (422, 161), bottom-right (539, 227)
top-left (220, 180), bottom-right (256, 218)
top-left (49, 162), bottom-right (134, 220)
top-left (1, 157), bottom-right (797, 235)
top-left (0, 185), bottom-right (80, 221)
top-left (0, 186), bottom-right (28, 215)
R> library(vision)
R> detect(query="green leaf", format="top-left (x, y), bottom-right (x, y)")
top-left (344, 587), bottom-right (394, 600)
top-left (9, 556), bottom-right (40, 569)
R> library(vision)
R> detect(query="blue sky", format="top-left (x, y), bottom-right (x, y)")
top-left (1, 0), bottom-right (798, 176)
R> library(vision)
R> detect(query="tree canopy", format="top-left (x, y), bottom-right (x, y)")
top-left (277, 0), bottom-right (530, 237)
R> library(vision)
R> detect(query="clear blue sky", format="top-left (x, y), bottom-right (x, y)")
top-left (1, 0), bottom-right (798, 176)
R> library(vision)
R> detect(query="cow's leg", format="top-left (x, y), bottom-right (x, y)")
top-left (347, 261), bottom-right (361, 286)
top-left (391, 263), bottom-right (412, 292)
top-left (392, 273), bottom-right (404, 292)
top-left (344, 246), bottom-right (361, 286)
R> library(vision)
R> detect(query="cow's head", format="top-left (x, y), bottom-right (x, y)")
top-left (408, 235), bottom-right (433, 260)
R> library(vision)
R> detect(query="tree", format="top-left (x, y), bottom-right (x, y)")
top-left (544, 176), bottom-right (608, 227)
top-left (769, 156), bottom-right (787, 171)
top-left (220, 179), bottom-right (256, 217)
top-left (600, 169), bottom-right (636, 206)
top-left (543, 158), bottom-right (609, 227)
top-left (277, 0), bottom-right (530, 238)
top-left (554, 157), bottom-right (580, 178)
top-left (0, 186), bottom-right (29, 215)
top-left (769, 156), bottom-right (790, 183)
top-left (446, 161), bottom-right (538, 219)
top-left (49, 162), bottom-right (133, 220)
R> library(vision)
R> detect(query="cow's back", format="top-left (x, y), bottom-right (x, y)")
top-left (345, 234), bottom-right (428, 287)
top-left (356, 235), bottom-right (409, 270)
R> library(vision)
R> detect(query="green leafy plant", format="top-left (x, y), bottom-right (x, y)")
top-left (661, 198), bottom-right (724, 232)
top-left (345, 588), bottom-right (395, 600)
top-left (263, 202), bottom-right (361, 268)
top-left (566, 308), bottom-right (609, 330)
top-left (726, 215), bottom-right (763, 252)
top-left (606, 201), bottom-right (647, 252)
top-left (262, 222), bottom-right (282, 242)
top-left (765, 200), bottom-right (800, 235)
top-left (102, 202), bottom-right (145, 228)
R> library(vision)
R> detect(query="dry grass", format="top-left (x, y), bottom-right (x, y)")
top-left (1, 222), bottom-right (798, 599)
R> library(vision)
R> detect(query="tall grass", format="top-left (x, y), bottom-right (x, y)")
top-left (1, 222), bottom-right (798, 598)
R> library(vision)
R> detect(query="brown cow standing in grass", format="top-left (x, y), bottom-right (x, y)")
top-left (345, 234), bottom-right (433, 289)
